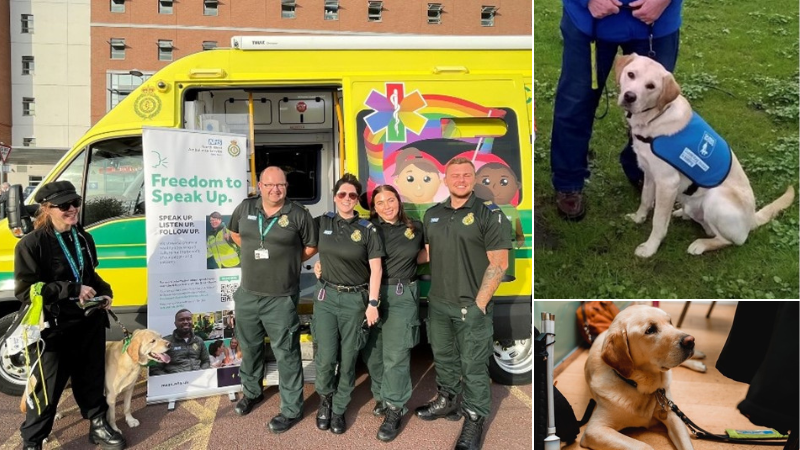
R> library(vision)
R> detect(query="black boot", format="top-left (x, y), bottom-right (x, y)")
top-left (454, 407), bottom-right (485, 450)
top-left (89, 415), bottom-right (126, 450)
top-left (415, 388), bottom-right (461, 421)
top-left (376, 403), bottom-right (403, 442)
top-left (22, 444), bottom-right (42, 450)
top-left (372, 400), bottom-right (387, 417)
top-left (316, 393), bottom-right (333, 430)
top-left (330, 412), bottom-right (346, 434)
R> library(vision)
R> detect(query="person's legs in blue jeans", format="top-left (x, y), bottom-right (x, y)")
top-left (550, 13), bottom-right (620, 219)
top-left (618, 31), bottom-right (681, 186)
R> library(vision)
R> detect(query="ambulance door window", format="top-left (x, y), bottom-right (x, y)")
top-left (82, 137), bottom-right (144, 226)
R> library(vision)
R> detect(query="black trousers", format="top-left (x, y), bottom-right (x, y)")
top-left (20, 313), bottom-right (108, 445)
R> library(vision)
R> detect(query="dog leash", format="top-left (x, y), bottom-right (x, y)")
top-left (654, 389), bottom-right (787, 446)
top-left (84, 302), bottom-right (133, 349)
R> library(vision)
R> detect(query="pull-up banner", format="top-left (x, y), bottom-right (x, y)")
top-left (143, 127), bottom-right (248, 404)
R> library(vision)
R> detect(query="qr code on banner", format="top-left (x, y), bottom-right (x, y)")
top-left (220, 283), bottom-right (239, 303)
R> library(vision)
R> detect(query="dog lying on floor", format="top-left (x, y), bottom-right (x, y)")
top-left (615, 53), bottom-right (794, 258)
top-left (583, 305), bottom-right (695, 450)
top-left (21, 328), bottom-right (171, 433)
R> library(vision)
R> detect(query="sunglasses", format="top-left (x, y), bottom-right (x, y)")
top-left (50, 199), bottom-right (82, 211)
top-left (336, 192), bottom-right (359, 200)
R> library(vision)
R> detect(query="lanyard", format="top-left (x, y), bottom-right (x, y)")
top-left (257, 212), bottom-right (278, 249)
top-left (55, 228), bottom-right (83, 284)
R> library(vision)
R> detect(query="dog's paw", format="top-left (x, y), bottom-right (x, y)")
top-left (626, 212), bottom-right (647, 224)
top-left (672, 208), bottom-right (689, 219)
top-left (680, 359), bottom-right (707, 373)
top-left (126, 417), bottom-right (140, 428)
top-left (635, 242), bottom-right (657, 258)
top-left (54, 412), bottom-right (63, 421)
top-left (692, 349), bottom-right (707, 360)
top-left (687, 239), bottom-right (708, 255)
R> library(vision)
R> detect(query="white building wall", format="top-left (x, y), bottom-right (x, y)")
top-left (10, 0), bottom-right (91, 150)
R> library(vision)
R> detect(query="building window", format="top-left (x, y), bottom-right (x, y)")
top-left (22, 97), bottom-right (35, 116)
top-left (159, 0), bottom-right (173, 15)
top-left (428, 3), bottom-right (443, 24)
top-left (108, 72), bottom-right (150, 111)
top-left (282, 0), bottom-right (296, 19)
top-left (23, 138), bottom-right (35, 147)
top-left (368, 1), bottom-right (382, 22)
top-left (204, 0), bottom-right (218, 16)
top-left (111, 0), bottom-right (125, 13)
top-left (22, 56), bottom-right (34, 75)
top-left (110, 38), bottom-right (126, 60)
top-left (324, 0), bottom-right (339, 20)
top-left (21, 14), bottom-right (33, 34)
top-left (158, 40), bottom-right (173, 61)
top-left (29, 176), bottom-right (43, 187)
top-left (481, 6), bottom-right (497, 27)
top-left (202, 41), bottom-right (217, 51)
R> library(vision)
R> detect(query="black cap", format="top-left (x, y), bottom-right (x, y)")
top-left (34, 181), bottom-right (81, 205)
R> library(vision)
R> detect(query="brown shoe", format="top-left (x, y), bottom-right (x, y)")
top-left (555, 191), bottom-right (586, 221)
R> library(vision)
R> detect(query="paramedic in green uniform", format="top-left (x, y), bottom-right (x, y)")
top-left (416, 157), bottom-right (511, 450)
top-left (315, 184), bottom-right (427, 442)
top-left (313, 173), bottom-right (383, 435)
top-left (228, 166), bottom-right (317, 434)
top-left (363, 185), bottom-right (427, 442)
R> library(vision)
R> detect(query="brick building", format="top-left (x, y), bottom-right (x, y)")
top-left (4, 0), bottom-right (531, 187)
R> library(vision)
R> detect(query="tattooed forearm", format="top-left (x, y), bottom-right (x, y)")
top-left (476, 249), bottom-right (509, 307)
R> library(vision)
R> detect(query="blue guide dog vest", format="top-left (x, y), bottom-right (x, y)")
top-left (636, 113), bottom-right (732, 192)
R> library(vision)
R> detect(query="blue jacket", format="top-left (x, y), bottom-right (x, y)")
top-left (563, 0), bottom-right (683, 42)
top-left (645, 112), bottom-right (732, 188)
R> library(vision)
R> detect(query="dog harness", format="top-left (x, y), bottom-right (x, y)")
top-left (635, 112), bottom-right (732, 195)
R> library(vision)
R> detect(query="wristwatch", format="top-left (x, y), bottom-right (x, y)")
top-left (368, 299), bottom-right (380, 308)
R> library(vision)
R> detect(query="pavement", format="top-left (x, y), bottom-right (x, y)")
top-left (0, 345), bottom-right (532, 450)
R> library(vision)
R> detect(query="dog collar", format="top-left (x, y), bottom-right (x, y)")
top-left (614, 370), bottom-right (638, 388)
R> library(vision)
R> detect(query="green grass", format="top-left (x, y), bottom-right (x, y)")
top-left (534, 0), bottom-right (800, 299)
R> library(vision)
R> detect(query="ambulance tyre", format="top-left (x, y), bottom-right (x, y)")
top-left (0, 312), bottom-right (27, 396)
top-left (489, 336), bottom-right (532, 386)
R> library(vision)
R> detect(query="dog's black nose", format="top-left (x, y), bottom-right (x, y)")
top-left (680, 335), bottom-right (695, 349)
top-left (623, 91), bottom-right (637, 104)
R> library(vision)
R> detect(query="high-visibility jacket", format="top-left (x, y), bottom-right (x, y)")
top-left (207, 226), bottom-right (240, 268)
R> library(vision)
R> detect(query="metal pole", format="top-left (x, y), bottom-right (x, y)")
top-left (543, 312), bottom-right (561, 449)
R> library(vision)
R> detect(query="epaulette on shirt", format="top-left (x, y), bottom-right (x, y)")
top-left (358, 219), bottom-right (374, 229)
top-left (483, 201), bottom-right (501, 213)
top-left (324, 211), bottom-right (336, 218)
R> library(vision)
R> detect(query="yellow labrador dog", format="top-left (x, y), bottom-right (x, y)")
top-left (104, 329), bottom-right (170, 432)
top-left (616, 53), bottom-right (794, 258)
top-left (582, 305), bottom-right (695, 450)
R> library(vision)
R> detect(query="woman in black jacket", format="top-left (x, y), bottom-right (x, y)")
top-left (15, 181), bottom-right (125, 450)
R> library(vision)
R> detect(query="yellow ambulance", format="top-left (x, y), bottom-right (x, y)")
top-left (0, 36), bottom-right (532, 394)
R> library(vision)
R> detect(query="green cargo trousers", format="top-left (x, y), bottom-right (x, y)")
top-left (311, 281), bottom-right (368, 415)
top-left (427, 298), bottom-right (494, 417)
top-left (234, 288), bottom-right (304, 418)
top-left (361, 282), bottom-right (420, 413)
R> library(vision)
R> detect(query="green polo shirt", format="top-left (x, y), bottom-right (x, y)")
top-left (372, 218), bottom-right (424, 281)
top-left (423, 193), bottom-right (512, 306)
top-left (229, 198), bottom-right (317, 296)
top-left (315, 212), bottom-right (384, 286)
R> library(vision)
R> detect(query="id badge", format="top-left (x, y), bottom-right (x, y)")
top-left (254, 248), bottom-right (269, 260)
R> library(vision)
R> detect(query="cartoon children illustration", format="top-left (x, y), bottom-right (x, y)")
top-left (474, 162), bottom-right (525, 248)
top-left (392, 147), bottom-right (442, 205)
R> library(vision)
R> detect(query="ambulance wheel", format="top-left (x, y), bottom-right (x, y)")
top-left (0, 312), bottom-right (27, 396)
top-left (489, 337), bottom-right (532, 386)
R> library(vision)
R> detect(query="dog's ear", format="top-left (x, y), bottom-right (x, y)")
top-left (601, 327), bottom-right (635, 378)
top-left (614, 53), bottom-right (636, 86)
top-left (657, 73), bottom-right (681, 111)
top-left (126, 329), bottom-right (143, 363)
